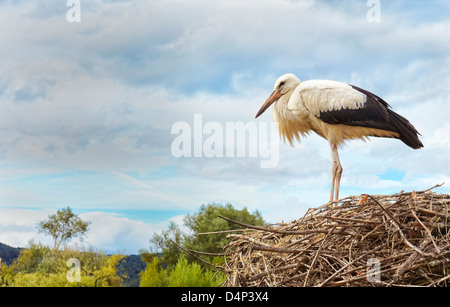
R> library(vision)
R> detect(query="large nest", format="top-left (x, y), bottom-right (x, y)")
top-left (221, 184), bottom-right (450, 287)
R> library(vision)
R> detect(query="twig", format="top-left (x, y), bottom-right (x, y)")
top-left (248, 263), bottom-right (305, 281)
top-left (409, 205), bottom-right (441, 254)
top-left (169, 239), bottom-right (217, 268)
top-left (395, 238), bottom-right (431, 279)
top-left (428, 274), bottom-right (450, 287)
top-left (303, 228), bottom-right (333, 287)
top-left (367, 195), bottom-right (403, 229)
top-left (198, 229), bottom-right (250, 235)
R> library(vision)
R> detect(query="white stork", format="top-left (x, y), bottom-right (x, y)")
top-left (255, 73), bottom-right (423, 202)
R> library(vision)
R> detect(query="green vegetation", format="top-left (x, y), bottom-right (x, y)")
top-left (0, 242), bottom-right (124, 287)
top-left (0, 203), bottom-right (265, 287)
top-left (140, 254), bottom-right (222, 287)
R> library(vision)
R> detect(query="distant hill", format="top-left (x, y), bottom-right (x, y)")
top-left (0, 242), bottom-right (22, 265)
top-left (117, 254), bottom-right (147, 287)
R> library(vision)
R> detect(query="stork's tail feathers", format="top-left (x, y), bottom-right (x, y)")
top-left (387, 109), bottom-right (423, 149)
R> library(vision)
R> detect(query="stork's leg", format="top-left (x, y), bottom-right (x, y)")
top-left (334, 155), bottom-right (343, 201)
top-left (329, 163), bottom-right (336, 203)
top-left (330, 143), bottom-right (343, 202)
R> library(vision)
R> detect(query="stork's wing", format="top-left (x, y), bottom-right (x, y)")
top-left (295, 80), bottom-right (391, 128)
top-left (293, 80), bottom-right (423, 149)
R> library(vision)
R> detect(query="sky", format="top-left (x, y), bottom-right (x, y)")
top-left (1, 0), bottom-right (450, 254)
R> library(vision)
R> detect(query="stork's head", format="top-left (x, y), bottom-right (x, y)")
top-left (255, 73), bottom-right (301, 119)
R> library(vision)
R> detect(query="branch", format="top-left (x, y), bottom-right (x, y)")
top-left (169, 239), bottom-right (217, 268)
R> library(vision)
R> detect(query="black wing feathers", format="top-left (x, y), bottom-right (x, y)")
top-left (385, 108), bottom-right (423, 149)
top-left (317, 85), bottom-right (423, 149)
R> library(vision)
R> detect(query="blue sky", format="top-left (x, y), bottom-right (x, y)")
top-left (1, 0), bottom-right (450, 254)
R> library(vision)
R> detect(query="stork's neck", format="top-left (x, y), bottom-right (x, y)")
top-left (273, 88), bottom-right (296, 120)
top-left (272, 85), bottom-right (312, 145)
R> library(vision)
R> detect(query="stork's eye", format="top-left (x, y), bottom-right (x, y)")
top-left (279, 81), bottom-right (286, 87)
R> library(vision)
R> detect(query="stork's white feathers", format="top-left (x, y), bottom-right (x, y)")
top-left (296, 80), bottom-right (367, 117)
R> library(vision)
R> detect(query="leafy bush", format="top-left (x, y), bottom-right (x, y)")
top-left (140, 255), bottom-right (225, 287)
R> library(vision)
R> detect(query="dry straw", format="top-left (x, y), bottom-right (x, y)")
top-left (216, 184), bottom-right (450, 287)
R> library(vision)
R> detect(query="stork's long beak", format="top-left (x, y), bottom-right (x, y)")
top-left (255, 90), bottom-right (282, 119)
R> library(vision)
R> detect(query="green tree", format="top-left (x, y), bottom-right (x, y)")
top-left (149, 221), bottom-right (186, 268)
top-left (184, 203), bottom-right (265, 259)
top-left (139, 257), bottom-right (169, 287)
top-left (37, 207), bottom-right (91, 250)
top-left (150, 203), bottom-right (265, 267)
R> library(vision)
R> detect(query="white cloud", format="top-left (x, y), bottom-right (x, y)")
top-left (79, 212), bottom-right (160, 254)
top-left (0, 208), bottom-right (52, 248)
